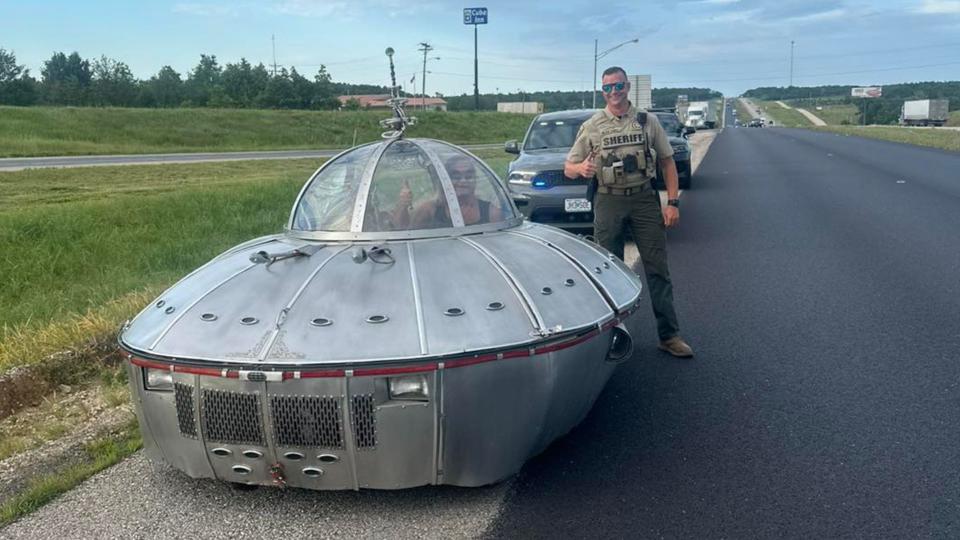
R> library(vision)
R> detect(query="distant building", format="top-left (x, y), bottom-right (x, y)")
top-left (497, 102), bottom-right (544, 114)
top-left (337, 94), bottom-right (447, 111)
top-left (629, 75), bottom-right (652, 110)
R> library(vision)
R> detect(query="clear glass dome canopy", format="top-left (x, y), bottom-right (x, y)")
top-left (289, 138), bottom-right (519, 240)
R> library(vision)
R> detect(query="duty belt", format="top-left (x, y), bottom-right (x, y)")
top-left (596, 181), bottom-right (652, 196)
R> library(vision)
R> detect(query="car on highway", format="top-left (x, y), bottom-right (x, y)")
top-left (650, 110), bottom-right (694, 190)
top-left (504, 109), bottom-right (693, 232)
top-left (748, 118), bottom-right (764, 127)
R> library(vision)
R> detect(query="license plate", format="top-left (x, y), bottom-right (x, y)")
top-left (564, 198), bottom-right (592, 212)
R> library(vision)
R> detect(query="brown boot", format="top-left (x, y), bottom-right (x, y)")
top-left (658, 336), bottom-right (694, 358)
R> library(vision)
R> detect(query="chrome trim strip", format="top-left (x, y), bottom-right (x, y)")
top-left (286, 217), bottom-right (524, 242)
top-left (458, 236), bottom-right (545, 331)
top-left (507, 230), bottom-right (626, 312)
top-left (430, 139), bottom-right (522, 221)
top-left (342, 374), bottom-right (360, 490)
top-left (350, 140), bottom-right (393, 232)
top-left (287, 142), bottom-right (379, 230)
top-left (407, 242), bottom-right (428, 356)
top-left (433, 365), bottom-right (444, 484)
top-left (258, 245), bottom-right (350, 362)
top-left (414, 140), bottom-right (465, 228)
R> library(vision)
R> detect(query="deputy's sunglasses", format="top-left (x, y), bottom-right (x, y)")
top-left (601, 82), bottom-right (626, 93)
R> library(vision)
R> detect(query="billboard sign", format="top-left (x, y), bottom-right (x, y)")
top-left (463, 7), bottom-right (488, 24)
top-left (851, 86), bottom-right (882, 98)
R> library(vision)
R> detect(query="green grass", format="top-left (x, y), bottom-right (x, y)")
top-left (0, 149), bottom-right (515, 374)
top-left (0, 420), bottom-right (141, 527)
top-left (947, 110), bottom-right (960, 127)
top-left (759, 101), bottom-right (813, 128)
top-left (0, 106), bottom-right (534, 158)
top-left (810, 104), bottom-right (860, 126)
top-left (734, 99), bottom-right (754, 123)
top-left (813, 126), bottom-right (960, 152)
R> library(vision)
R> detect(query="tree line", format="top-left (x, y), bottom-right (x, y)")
top-left (1, 47), bottom-right (722, 113)
top-left (444, 87), bottom-right (722, 112)
top-left (744, 81), bottom-right (960, 124)
top-left (0, 48), bottom-right (394, 109)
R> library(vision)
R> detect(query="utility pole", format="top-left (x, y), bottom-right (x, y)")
top-left (592, 39), bottom-right (598, 109)
top-left (418, 42), bottom-right (433, 111)
top-left (789, 40), bottom-right (795, 87)
top-left (474, 24), bottom-right (479, 110)
top-left (271, 34), bottom-right (279, 77)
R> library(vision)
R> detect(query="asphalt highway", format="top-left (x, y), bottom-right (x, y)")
top-left (3, 128), bottom-right (959, 538)
top-left (490, 127), bottom-right (960, 537)
top-left (0, 143), bottom-right (503, 171)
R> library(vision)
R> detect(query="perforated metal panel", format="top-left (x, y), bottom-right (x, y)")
top-left (201, 389), bottom-right (264, 445)
top-left (351, 394), bottom-right (377, 450)
top-left (270, 395), bottom-right (343, 449)
top-left (174, 383), bottom-right (197, 438)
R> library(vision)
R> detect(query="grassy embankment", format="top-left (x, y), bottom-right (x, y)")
top-left (759, 101), bottom-right (813, 128)
top-left (947, 110), bottom-right (960, 126)
top-left (811, 126), bottom-right (960, 152)
top-left (734, 99), bottom-right (754, 122)
top-left (0, 148), bottom-right (514, 376)
top-left (0, 106), bottom-right (534, 157)
top-left (808, 104), bottom-right (859, 126)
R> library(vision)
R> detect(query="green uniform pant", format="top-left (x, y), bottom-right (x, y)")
top-left (594, 188), bottom-right (680, 341)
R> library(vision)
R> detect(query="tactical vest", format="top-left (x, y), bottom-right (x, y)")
top-left (592, 111), bottom-right (653, 190)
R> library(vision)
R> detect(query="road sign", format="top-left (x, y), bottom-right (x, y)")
top-left (851, 86), bottom-right (882, 98)
top-left (463, 7), bottom-right (488, 24)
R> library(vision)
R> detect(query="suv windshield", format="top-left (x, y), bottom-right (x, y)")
top-left (523, 119), bottom-right (586, 151)
top-left (655, 113), bottom-right (682, 134)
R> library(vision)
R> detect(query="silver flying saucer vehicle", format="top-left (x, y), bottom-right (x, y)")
top-left (120, 50), bottom-right (644, 491)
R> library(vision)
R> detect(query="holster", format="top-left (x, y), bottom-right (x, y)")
top-left (586, 176), bottom-right (598, 203)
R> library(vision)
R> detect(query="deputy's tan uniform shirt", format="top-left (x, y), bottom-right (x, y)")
top-left (567, 105), bottom-right (673, 189)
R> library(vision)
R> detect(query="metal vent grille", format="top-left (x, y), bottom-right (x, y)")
top-left (270, 395), bottom-right (343, 449)
top-left (351, 394), bottom-right (377, 449)
top-left (174, 383), bottom-right (197, 438)
top-left (201, 389), bottom-right (264, 445)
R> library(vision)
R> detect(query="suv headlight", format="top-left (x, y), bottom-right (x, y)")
top-left (507, 171), bottom-right (536, 185)
top-left (144, 367), bottom-right (174, 391)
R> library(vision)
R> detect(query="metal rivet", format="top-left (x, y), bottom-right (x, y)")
top-left (242, 450), bottom-right (263, 459)
top-left (164, 306), bottom-right (175, 314)
top-left (212, 448), bottom-right (232, 457)
top-left (594, 267), bottom-right (602, 274)
top-left (541, 287), bottom-right (553, 295)
top-left (240, 316), bottom-right (259, 325)
top-left (486, 302), bottom-right (504, 311)
top-left (200, 313), bottom-right (217, 322)
top-left (565, 279), bottom-right (575, 287)
top-left (155, 300), bottom-right (166, 308)
top-left (310, 317), bottom-right (333, 327)
top-left (232, 465), bottom-right (252, 475)
top-left (302, 467), bottom-right (324, 478)
top-left (366, 315), bottom-right (389, 324)
top-left (444, 307), bottom-right (464, 317)
top-left (603, 262), bottom-right (610, 269)
top-left (284, 451), bottom-right (304, 460)
top-left (317, 454), bottom-right (339, 464)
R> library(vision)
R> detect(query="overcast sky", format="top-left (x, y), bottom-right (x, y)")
top-left (2, 0), bottom-right (960, 97)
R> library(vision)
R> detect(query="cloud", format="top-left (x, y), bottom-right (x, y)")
top-left (270, 0), bottom-right (351, 17)
top-left (915, 0), bottom-right (960, 13)
top-left (783, 7), bottom-right (847, 22)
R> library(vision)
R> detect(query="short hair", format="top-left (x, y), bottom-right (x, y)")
top-left (602, 66), bottom-right (627, 79)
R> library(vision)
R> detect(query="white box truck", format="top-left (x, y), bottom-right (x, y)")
top-left (900, 99), bottom-right (949, 127)
top-left (628, 75), bottom-right (652, 110)
top-left (685, 101), bottom-right (717, 129)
